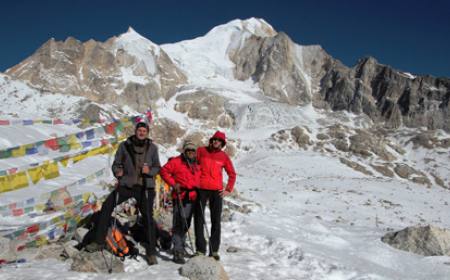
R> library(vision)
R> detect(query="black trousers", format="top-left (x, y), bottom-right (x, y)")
top-left (172, 198), bottom-right (193, 253)
top-left (194, 189), bottom-right (223, 254)
top-left (93, 186), bottom-right (157, 255)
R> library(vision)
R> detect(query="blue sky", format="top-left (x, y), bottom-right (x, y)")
top-left (1, 0), bottom-right (449, 77)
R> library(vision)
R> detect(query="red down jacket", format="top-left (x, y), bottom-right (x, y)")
top-left (197, 146), bottom-right (236, 192)
top-left (160, 154), bottom-right (200, 201)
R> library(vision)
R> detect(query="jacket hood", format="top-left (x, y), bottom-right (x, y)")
top-left (210, 131), bottom-right (226, 146)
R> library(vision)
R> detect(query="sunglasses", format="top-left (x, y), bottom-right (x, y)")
top-left (185, 149), bottom-right (196, 152)
top-left (211, 138), bottom-right (223, 142)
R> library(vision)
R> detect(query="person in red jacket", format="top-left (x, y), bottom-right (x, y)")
top-left (194, 131), bottom-right (236, 260)
top-left (160, 141), bottom-right (200, 264)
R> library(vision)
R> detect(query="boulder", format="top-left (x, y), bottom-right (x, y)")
top-left (35, 243), bottom-right (64, 260)
top-left (394, 164), bottom-right (417, 179)
top-left (291, 126), bottom-right (312, 149)
top-left (382, 225), bottom-right (450, 256)
top-left (332, 139), bottom-right (349, 152)
top-left (179, 255), bottom-right (229, 280)
top-left (71, 250), bottom-right (124, 273)
top-left (339, 158), bottom-right (372, 176)
top-left (371, 164), bottom-right (394, 178)
top-left (151, 118), bottom-right (185, 146)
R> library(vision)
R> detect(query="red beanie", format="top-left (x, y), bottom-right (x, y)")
top-left (210, 131), bottom-right (226, 146)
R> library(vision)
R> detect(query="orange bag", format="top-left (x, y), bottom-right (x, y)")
top-left (105, 226), bottom-right (129, 257)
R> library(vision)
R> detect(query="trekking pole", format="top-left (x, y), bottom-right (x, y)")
top-left (108, 188), bottom-right (120, 274)
top-left (176, 190), bottom-right (194, 255)
top-left (198, 198), bottom-right (213, 255)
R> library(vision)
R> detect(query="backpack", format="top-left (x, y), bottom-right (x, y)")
top-left (105, 226), bottom-right (130, 257)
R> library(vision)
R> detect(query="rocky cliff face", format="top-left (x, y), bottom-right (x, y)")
top-left (230, 33), bottom-right (307, 104)
top-left (6, 28), bottom-right (187, 112)
top-left (320, 57), bottom-right (450, 131)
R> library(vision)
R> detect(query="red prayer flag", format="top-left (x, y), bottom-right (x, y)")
top-left (105, 123), bottom-right (116, 135)
top-left (26, 224), bottom-right (40, 234)
top-left (52, 119), bottom-right (64, 125)
top-left (12, 208), bottom-right (24, 216)
top-left (44, 138), bottom-right (59, 151)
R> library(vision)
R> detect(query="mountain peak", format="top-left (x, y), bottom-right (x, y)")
top-left (207, 17), bottom-right (277, 38)
top-left (117, 26), bottom-right (157, 46)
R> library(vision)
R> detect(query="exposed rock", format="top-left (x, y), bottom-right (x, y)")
top-left (230, 32), bottom-right (314, 105)
top-left (393, 164), bottom-right (418, 179)
top-left (291, 126), bottom-right (312, 149)
top-left (316, 133), bottom-right (329, 140)
top-left (412, 176), bottom-right (432, 187)
top-left (62, 241), bottom-right (80, 259)
top-left (226, 246), bottom-right (240, 253)
top-left (319, 56), bottom-right (450, 132)
top-left (151, 118), bottom-right (185, 146)
top-left (387, 142), bottom-right (406, 155)
top-left (439, 138), bottom-right (450, 149)
top-left (271, 129), bottom-right (290, 143)
top-left (431, 173), bottom-right (446, 188)
top-left (178, 132), bottom-right (207, 152)
top-left (332, 139), bottom-right (349, 152)
top-left (339, 158), bottom-right (373, 176)
top-left (382, 225), bottom-right (450, 256)
top-left (224, 141), bottom-right (237, 158)
top-left (71, 250), bottom-right (124, 273)
top-left (6, 31), bottom-right (187, 112)
top-left (35, 243), bottom-right (64, 260)
top-left (175, 91), bottom-right (234, 127)
top-left (327, 124), bottom-right (348, 139)
top-left (74, 227), bottom-right (89, 244)
top-left (179, 255), bottom-right (229, 280)
top-left (371, 164), bottom-right (394, 178)
top-left (348, 129), bottom-right (396, 161)
top-left (407, 132), bottom-right (435, 149)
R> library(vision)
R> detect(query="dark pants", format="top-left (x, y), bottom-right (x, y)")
top-left (172, 198), bottom-right (193, 253)
top-left (93, 186), bottom-right (157, 256)
top-left (194, 189), bottom-right (223, 254)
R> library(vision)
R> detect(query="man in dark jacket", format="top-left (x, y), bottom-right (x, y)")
top-left (86, 122), bottom-right (161, 265)
top-left (194, 131), bottom-right (236, 260)
top-left (160, 141), bottom-right (200, 264)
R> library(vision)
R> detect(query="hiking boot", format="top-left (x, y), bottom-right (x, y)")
top-left (173, 251), bottom-right (185, 264)
top-left (145, 255), bottom-right (158, 266)
top-left (85, 242), bottom-right (104, 252)
top-left (193, 251), bottom-right (205, 257)
top-left (210, 252), bottom-right (220, 261)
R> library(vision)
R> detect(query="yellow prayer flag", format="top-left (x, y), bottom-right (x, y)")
top-left (11, 145), bottom-right (26, 157)
top-left (82, 192), bottom-right (91, 202)
top-left (60, 158), bottom-right (69, 167)
top-left (28, 166), bottom-right (44, 184)
top-left (0, 175), bottom-right (11, 193)
top-left (35, 204), bottom-right (46, 212)
top-left (9, 171), bottom-right (29, 190)
top-left (36, 236), bottom-right (48, 246)
top-left (72, 153), bottom-right (88, 163)
top-left (68, 135), bottom-right (81, 150)
top-left (43, 162), bottom-right (60, 180)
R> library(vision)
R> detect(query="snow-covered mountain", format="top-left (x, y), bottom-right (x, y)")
top-left (1, 17), bottom-right (450, 279)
